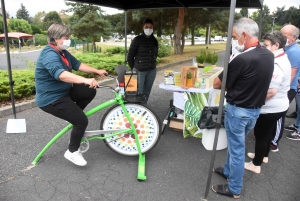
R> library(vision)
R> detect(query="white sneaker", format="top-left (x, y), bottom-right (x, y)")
top-left (64, 150), bottom-right (87, 166)
top-left (247, 152), bottom-right (268, 163)
top-left (244, 161), bottom-right (261, 174)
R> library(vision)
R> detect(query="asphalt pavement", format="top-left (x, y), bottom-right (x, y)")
top-left (0, 53), bottom-right (300, 201)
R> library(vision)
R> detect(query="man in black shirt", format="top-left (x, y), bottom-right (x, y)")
top-left (127, 18), bottom-right (158, 104)
top-left (211, 18), bottom-right (274, 199)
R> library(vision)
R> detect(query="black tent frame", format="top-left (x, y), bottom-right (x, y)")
top-left (1, 0), bottom-right (264, 199)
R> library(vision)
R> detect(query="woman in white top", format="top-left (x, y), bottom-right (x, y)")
top-left (244, 31), bottom-right (291, 173)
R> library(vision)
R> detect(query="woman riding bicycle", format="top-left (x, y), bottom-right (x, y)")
top-left (35, 23), bottom-right (107, 166)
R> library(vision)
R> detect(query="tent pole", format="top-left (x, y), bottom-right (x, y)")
top-left (1, 0), bottom-right (17, 119)
top-left (124, 10), bottom-right (128, 64)
top-left (202, 0), bottom-right (236, 200)
top-left (258, 5), bottom-right (263, 40)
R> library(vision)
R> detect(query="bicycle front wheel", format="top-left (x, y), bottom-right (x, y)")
top-left (100, 103), bottom-right (161, 156)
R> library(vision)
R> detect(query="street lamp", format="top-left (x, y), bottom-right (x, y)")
top-left (272, 16), bottom-right (277, 33)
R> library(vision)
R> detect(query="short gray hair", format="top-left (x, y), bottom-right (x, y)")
top-left (233, 18), bottom-right (259, 38)
top-left (47, 23), bottom-right (71, 45)
top-left (263, 31), bottom-right (287, 49)
top-left (291, 26), bottom-right (300, 38)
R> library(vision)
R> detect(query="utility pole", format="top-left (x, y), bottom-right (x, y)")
top-left (272, 16), bottom-right (277, 33)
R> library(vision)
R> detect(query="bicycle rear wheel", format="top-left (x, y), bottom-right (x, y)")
top-left (100, 103), bottom-right (161, 156)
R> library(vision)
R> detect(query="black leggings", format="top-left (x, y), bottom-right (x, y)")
top-left (253, 110), bottom-right (286, 166)
top-left (40, 84), bottom-right (96, 152)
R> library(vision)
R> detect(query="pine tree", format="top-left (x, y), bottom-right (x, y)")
top-left (16, 3), bottom-right (30, 21)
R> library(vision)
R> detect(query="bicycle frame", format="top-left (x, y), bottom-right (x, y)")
top-left (31, 86), bottom-right (147, 181)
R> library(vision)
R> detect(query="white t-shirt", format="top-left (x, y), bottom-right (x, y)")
top-left (260, 49), bottom-right (291, 113)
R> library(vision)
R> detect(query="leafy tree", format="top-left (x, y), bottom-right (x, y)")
top-left (31, 11), bottom-right (46, 28)
top-left (42, 11), bottom-right (62, 30)
top-left (0, 16), bottom-right (3, 33)
top-left (105, 13), bottom-right (125, 35)
top-left (72, 12), bottom-right (111, 52)
top-left (8, 18), bottom-right (32, 34)
top-left (16, 3), bottom-right (30, 21)
top-left (31, 24), bottom-right (41, 34)
top-left (240, 8), bottom-right (249, 17)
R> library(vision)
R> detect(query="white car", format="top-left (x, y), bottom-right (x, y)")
top-left (222, 37), bottom-right (227, 41)
top-left (195, 37), bottom-right (205, 41)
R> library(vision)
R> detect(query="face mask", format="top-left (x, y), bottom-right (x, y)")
top-left (144, 28), bottom-right (153, 36)
top-left (285, 39), bottom-right (289, 47)
top-left (59, 39), bottom-right (71, 50)
top-left (232, 36), bottom-right (245, 52)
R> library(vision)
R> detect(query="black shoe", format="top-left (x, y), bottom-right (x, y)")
top-left (284, 124), bottom-right (298, 132)
top-left (213, 167), bottom-right (228, 180)
top-left (286, 112), bottom-right (297, 118)
top-left (270, 144), bottom-right (279, 152)
top-left (211, 184), bottom-right (240, 199)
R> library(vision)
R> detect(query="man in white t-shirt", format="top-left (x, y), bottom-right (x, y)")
top-left (244, 31), bottom-right (291, 174)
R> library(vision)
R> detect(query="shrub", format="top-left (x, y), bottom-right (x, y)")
top-left (157, 37), bottom-right (172, 58)
top-left (34, 34), bottom-right (47, 46)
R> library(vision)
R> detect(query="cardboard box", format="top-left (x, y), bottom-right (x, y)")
top-left (169, 117), bottom-right (183, 131)
top-left (180, 66), bottom-right (198, 88)
top-left (197, 67), bottom-right (223, 89)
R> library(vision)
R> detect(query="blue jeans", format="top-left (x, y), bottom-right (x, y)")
top-left (223, 103), bottom-right (260, 195)
top-left (295, 95), bottom-right (300, 132)
top-left (134, 68), bottom-right (156, 104)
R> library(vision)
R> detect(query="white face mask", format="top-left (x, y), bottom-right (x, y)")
top-left (59, 39), bottom-right (71, 50)
top-left (232, 36), bottom-right (245, 52)
top-left (285, 39), bottom-right (289, 47)
top-left (144, 28), bottom-right (153, 36)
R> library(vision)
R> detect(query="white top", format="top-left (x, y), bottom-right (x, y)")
top-left (260, 49), bottom-right (291, 113)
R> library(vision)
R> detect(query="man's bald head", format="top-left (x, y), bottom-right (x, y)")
top-left (281, 24), bottom-right (299, 45)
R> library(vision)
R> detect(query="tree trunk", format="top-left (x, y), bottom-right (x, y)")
top-left (174, 8), bottom-right (185, 55)
top-left (157, 11), bottom-right (162, 37)
top-left (191, 26), bottom-right (195, 45)
top-left (92, 40), bottom-right (96, 53)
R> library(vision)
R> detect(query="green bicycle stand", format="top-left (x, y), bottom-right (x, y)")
top-left (31, 97), bottom-right (148, 181)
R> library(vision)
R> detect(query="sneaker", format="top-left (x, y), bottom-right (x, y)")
top-left (270, 144), bottom-right (279, 152)
top-left (244, 161), bottom-right (261, 174)
top-left (211, 184), bottom-right (240, 199)
top-left (247, 152), bottom-right (268, 163)
top-left (286, 131), bottom-right (300, 141)
top-left (64, 150), bottom-right (87, 166)
top-left (284, 124), bottom-right (298, 132)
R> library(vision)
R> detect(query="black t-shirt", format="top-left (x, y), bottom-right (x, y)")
top-left (218, 45), bottom-right (274, 108)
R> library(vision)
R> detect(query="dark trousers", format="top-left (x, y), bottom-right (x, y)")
top-left (253, 110), bottom-right (286, 166)
top-left (40, 84), bottom-right (96, 152)
top-left (272, 89), bottom-right (296, 146)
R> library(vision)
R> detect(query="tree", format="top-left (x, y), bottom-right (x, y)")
top-left (72, 12), bottom-right (111, 52)
top-left (42, 11), bottom-right (62, 30)
top-left (31, 11), bottom-right (46, 28)
top-left (8, 18), bottom-right (32, 34)
top-left (240, 8), bottom-right (249, 17)
top-left (16, 3), bottom-right (30, 21)
top-left (174, 8), bottom-right (185, 54)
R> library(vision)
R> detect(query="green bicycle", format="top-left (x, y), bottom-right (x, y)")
top-left (31, 74), bottom-right (161, 181)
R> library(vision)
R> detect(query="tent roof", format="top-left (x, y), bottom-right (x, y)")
top-left (67, 0), bottom-right (263, 10)
top-left (0, 32), bottom-right (34, 39)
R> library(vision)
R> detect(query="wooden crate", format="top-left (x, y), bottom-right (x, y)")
top-left (180, 66), bottom-right (198, 88)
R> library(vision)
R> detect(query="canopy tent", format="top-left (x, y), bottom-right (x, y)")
top-left (67, 0), bottom-right (264, 200)
top-left (67, 0), bottom-right (263, 9)
top-left (1, 0), bottom-right (264, 197)
top-left (0, 32), bottom-right (34, 39)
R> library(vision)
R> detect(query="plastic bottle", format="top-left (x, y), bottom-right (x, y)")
top-left (119, 82), bottom-right (125, 95)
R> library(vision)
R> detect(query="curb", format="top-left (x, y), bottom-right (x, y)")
top-left (0, 58), bottom-right (192, 118)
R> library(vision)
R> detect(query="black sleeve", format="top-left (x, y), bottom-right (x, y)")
top-left (127, 37), bottom-right (138, 69)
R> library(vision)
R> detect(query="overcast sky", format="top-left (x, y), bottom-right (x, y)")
top-left (2, 0), bottom-right (300, 18)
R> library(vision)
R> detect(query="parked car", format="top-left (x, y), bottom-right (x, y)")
top-left (114, 37), bottom-right (124, 42)
top-left (195, 37), bottom-right (205, 41)
top-left (214, 36), bottom-right (223, 41)
top-left (222, 37), bottom-right (227, 41)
